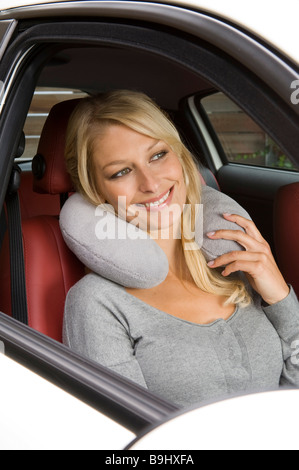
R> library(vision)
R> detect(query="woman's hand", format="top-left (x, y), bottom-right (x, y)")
top-left (207, 213), bottom-right (290, 305)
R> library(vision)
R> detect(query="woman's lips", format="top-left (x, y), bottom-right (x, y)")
top-left (137, 187), bottom-right (171, 205)
top-left (133, 186), bottom-right (175, 211)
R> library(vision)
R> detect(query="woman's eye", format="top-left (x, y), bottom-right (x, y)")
top-left (110, 168), bottom-right (131, 179)
top-left (109, 151), bottom-right (168, 179)
top-left (151, 151), bottom-right (167, 161)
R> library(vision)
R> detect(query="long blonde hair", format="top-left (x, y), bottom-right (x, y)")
top-left (65, 90), bottom-right (251, 307)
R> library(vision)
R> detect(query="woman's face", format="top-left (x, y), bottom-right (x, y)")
top-left (92, 124), bottom-right (187, 233)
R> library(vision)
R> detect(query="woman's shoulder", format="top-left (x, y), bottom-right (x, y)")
top-left (66, 272), bottom-right (124, 305)
top-left (63, 274), bottom-right (131, 349)
top-left (64, 273), bottom-right (131, 334)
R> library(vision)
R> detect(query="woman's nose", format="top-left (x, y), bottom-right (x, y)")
top-left (138, 168), bottom-right (160, 193)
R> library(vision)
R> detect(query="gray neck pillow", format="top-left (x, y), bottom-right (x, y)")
top-left (59, 186), bottom-right (251, 288)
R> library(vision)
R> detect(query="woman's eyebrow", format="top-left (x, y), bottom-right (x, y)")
top-left (102, 159), bottom-right (128, 170)
top-left (102, 140), bottom-right (162, 171)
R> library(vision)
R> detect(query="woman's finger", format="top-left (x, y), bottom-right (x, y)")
top-left (207, 228), bottom-right (270, 254)
top-left (222, 213), bottom-right (266, 244)
top-left (206, 214), bottom-right (290, 305)
top-left (207, 250), bottom-right (265, 269)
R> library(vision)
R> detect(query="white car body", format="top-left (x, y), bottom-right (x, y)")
top-left (0, 353), bottom-right (134, 450)
top-left (131, 388), bottom-right (299, 451)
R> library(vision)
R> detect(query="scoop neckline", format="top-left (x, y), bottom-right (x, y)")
top-left (121, 285), bottom-right (240, 328)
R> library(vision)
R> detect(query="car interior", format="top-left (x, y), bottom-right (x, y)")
top-left (0, 19), bottom-right (298, 348)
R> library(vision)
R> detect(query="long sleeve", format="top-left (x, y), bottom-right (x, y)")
top-left (262, 286), bottom-right (299, 388)
top-left (63, 277), bottom-right (148, 390)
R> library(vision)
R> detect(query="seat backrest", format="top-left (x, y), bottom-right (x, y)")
top-left (0, 99), bottom-right (85, 342)
top-left (274, 182), bottom-right (299, 298)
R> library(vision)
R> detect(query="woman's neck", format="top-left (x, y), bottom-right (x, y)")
top-left (150, 228), bottom-right (190, 281)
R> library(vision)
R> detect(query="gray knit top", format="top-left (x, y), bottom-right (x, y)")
top-left (63, 273), bottom-right (299, 408)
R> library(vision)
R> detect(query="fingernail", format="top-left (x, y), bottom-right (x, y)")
top-left (207, 260), bottom-right (215, 267)
top-left (223, 213), bottom-right (232, 217)
top-left (207, 231), bottom-right (215, 237)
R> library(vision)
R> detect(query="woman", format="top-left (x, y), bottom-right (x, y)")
top-left (63, 90), bottom-right (299, 408)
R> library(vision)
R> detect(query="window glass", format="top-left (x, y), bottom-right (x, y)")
top-left (201, 92), bottom-right (299, 172)
top-left (19, 87), bottom-right (89, 161)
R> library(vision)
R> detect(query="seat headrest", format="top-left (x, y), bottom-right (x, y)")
top-left (32, 99), bottom-right (81, 195)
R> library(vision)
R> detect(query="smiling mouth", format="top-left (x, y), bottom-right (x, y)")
top-left (134, 186), bottom-right (174, 210)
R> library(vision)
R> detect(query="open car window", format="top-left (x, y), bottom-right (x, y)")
top-left (200, 92), bottom-right (299, 172)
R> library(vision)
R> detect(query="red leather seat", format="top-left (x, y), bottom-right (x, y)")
top-left (19, 171), bottom-right (60, 220)
top-left (0, 99), bottom-right (85, 342)
top-left (274, 182), bottom-right (299, 298)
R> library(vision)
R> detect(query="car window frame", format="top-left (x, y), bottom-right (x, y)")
top-left (1, 1), bottom-right (298, 102)
top-left (0, 18), bottom-right (298, 180)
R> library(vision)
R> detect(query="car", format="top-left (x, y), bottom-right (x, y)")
top-left (0, 0), bottom-right (298, 451)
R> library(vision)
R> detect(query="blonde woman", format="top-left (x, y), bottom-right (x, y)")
top-left (63, 90), bottom-right (299, 407)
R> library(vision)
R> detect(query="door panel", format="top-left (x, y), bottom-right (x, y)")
top-left (217, 164), bottom-right (299, 254)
